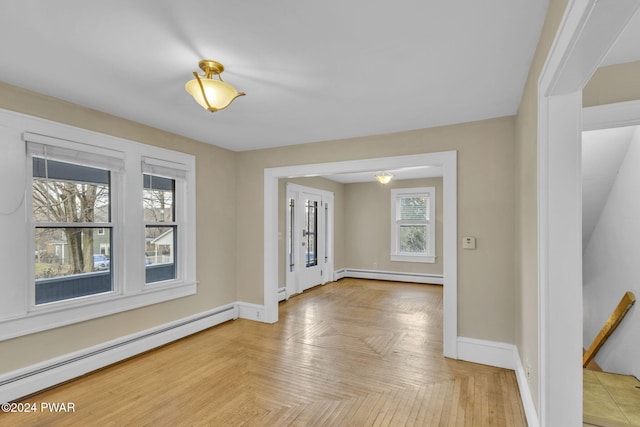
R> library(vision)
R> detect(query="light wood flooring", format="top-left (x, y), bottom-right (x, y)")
top-left (4, 278), bottom-right (526, 426)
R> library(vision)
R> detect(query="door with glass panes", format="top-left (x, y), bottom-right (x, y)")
top-left (286, 184), bottom-right (332, 297)
top-left (297, 192), bottom-right (324, 291)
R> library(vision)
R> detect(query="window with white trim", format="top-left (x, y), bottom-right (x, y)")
top-left (390, 187), bottom-right (435, 263)
top-left (0, 117), bottom-right (197, 341)
top-left (29, 140), bottom-right (122, 305)
top-left (144, 174), bottom-right (177, 283)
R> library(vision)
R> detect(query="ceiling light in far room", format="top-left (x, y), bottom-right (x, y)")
top-left (375, 172), bottom-right (393, 184)
top-left (185, 59), bottom-right (245, 112)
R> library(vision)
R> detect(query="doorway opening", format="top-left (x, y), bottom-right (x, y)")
top-left (285, 183), bottom-right (334, 297)
top-left (264, 151), bottom-right (458, 358)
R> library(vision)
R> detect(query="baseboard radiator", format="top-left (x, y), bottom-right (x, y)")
top-left (334, 268), bottom-right (443, 285)
top-left (0, 304), bottom-right (238, 403)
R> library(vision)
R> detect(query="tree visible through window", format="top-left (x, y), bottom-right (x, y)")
top-left (32, 157), bottom-right (113, 304)
top-left (144, 174), bottom-right (177, 284)
top-left (391, 187), bottom-right (435, 263)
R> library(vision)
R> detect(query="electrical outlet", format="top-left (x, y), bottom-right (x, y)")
top-left (256, 310), bottom-right (261, 319)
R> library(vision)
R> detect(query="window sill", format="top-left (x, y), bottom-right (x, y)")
top-left (0, 281), bottom-right (197, 341)
top-left (391, 254), bottom-right (436, 263)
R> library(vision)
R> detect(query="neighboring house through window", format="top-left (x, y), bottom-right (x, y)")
top-left (0, 113), bottom-right (197, 341)
top-left (143, 173), bottom-right (178, 284)
top-left (390, 187), bottom-right (435, 263)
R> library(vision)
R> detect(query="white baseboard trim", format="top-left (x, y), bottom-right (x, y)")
top-left (334, 268), bottom-right (346, 281)
top-left (0, 304), bottom-right (239, 403)
top-left (336, 268), bottom-right (443, 285)
top-left (513, 347), bottom-right (539, 427)
top-left (456, 337), bottom-right (538, 427)
top-left (277, 287), bottom-right (287, 302)
top-left (457, 337), bottom-right (516, 370)
top-left (237, 301), bottom-right (266, 322)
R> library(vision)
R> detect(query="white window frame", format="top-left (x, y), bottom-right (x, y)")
top-left (390, 187), bottom-right (436, 263)
top-left (0, 109), bottom-right (197, 341)
top-left (142, 158), bottom-right (188, 286)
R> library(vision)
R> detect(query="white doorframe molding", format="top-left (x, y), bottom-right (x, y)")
top-left (264, 151), bottom-right (458, 358)
top-left (537, 0), bottom-right (640, 425)
top-left (583, 99), bottom-right (640, 131)
top-left (285, 182), bottom-right (335, 297)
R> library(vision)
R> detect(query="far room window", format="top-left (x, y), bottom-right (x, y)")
top-left (32, 156), bottom-right (114, 305)
top-left (144, 174), bottom-right (177, 284)
top-left (390, 187), bottom-right (435, 263)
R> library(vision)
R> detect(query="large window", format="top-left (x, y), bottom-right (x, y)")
top-left (32, 157), bottom-right (114, 304)
top-left (390, 187), bottom-right (435, 263)
top-left (0, 115), bottom-right (197, 341)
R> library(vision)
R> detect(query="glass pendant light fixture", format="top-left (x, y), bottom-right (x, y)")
top-left (185, 59), bottom-right (245, 112)
top-left (375, 172), bottom-right (393, 184)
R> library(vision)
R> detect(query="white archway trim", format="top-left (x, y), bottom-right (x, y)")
top-left (583, 99), bottom-right (640, 131)
top-left (537, 0), bottom-right (640, 425)
top-left (264, 151), bottom-right (458, 358)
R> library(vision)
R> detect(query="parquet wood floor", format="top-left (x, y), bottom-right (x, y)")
top-left (3, 278), bottom-right (526, 426)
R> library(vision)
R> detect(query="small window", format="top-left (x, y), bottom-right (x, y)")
top-left (32, 157), bottom-right (113, 304)
top-left (144, 174), bottom-right (177, 284)
top-left (390, 187), bottom-right (435, 263)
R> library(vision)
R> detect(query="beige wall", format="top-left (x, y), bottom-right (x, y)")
top-left (277, 176), bottom-right (442, 286)
top-left (583, 60), bottom-right (640, 107)
top-left (277, 177), bottom-right (346, 285)
top-left (514, 0), bottom-right (570, 410)
top-left (344, 178), bottom-right (443, 276)
top-left (237, 116), bottom-right (517, 344)
top-left (0, 82), bottom-right (238, 373)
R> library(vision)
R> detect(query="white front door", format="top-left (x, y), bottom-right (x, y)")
top-left (285, 183), bottom-right (333, 297)
top-left (298, 192), bottom-right (324, 292)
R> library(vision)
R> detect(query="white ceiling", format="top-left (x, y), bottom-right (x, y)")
top-left (323, 165), bottom-right (443, 184)
top-left (582, 127), bottom-right (635, 248)
top-left (581, 7), bottom-right (640, 249)
top-left (601, 8), bottom-right (640, 67)
top-left (0, 0), bottom-right (549, 152)
top-left (3, 1), bottom-right (639, 191)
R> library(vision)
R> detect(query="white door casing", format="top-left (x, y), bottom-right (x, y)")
top-left (285, 183), bottom-right (334, 297)
top-left (537, 0), bottom-right (640, 425)
top-left (265, 151), bottom-right (457, 359)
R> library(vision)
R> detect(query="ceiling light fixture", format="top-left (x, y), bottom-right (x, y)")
top-left (185, 59), bottom-right (245, 112)
top-left (375, 172), bottom-right (393, 184)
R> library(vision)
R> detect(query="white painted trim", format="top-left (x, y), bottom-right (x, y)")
top-left (536, 1), bottom-right (640, 425)
top-left (514, 347), bottom-right (540, 427)
top-left (390, 254), bottom-right (436, 263)
top-left (457, 337), bottom-right (516, 370)
top-left (284, 183), bottom-right (335, 296)
top-left (583, 99), bottom-right (640, 131)
top-left (277, 287), bottom-right (287, 302)
top-left (337, 268), bottom-right (443, 285)
top-left (333, 268), bottom-right (347, 280)
top-left (390, 186), bottom-right (436, 263)
top-left (0, 282), bottom-right (197, 341)
top-left (0, 304), bottom-right (238, 403)
top-left (237, 301), bottom-right (266, 322)
top-left (265, 150), bottom-right (458, 358)
top-left (456, 337), bottom-right (539, 427)
top-left (0, 107), bottom-right (198, 340)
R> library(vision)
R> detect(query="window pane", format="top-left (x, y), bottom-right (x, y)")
top-left (399, 225), bottom-right (427, 254)
top-left (35, 227), bottom-right (112, 304)
top-left (145, 226), bottom-right (176, 283)
top-left (143, 174), bottom-right (174, 222)
top-left (400, 196), bottom-right (427, 221)
top-left (305, 200), bottom-right (318, 267)
top-left (33, 159), bottom-right (110, 223)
